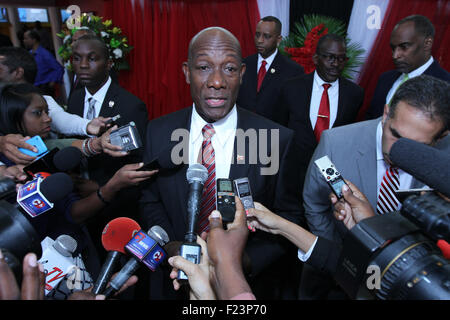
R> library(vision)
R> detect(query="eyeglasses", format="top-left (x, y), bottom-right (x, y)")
top-left (318, 53), bottom-right (349, 64)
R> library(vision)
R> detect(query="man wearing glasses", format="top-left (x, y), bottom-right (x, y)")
top-left (279, 33), bottom-right (364, 300)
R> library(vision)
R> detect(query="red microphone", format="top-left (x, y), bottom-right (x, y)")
top-left (92, 217), bottom-right (140, 295)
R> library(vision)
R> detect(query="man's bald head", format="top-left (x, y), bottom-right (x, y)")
top-left (188, 27), bottom-right (242, 65)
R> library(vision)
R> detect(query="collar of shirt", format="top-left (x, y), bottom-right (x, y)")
top-left (257, 48), bottom-right (278, 72)
top-left (190, 104), bottom-right (237, 148)
top-left (313, 70), bottom-right (339, 91)
top-left (406, 56), bottom-right (434, 78)
top-left (84, 76), bottom-right (112, 109)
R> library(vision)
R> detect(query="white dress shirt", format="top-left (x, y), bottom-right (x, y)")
top-left (83, 76), bottom-right (112, 119)
top-left (189, 104), bottom-right (237, 179)
top-left (257, 49), bottom-right (278, 75)
top-left (309, 71), bottom-right (339, 129)
top-left (385, 56), bottom-right (434, 105)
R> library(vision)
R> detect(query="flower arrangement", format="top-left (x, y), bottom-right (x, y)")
top-left (57, 14), bottom-right (133, 71)
top-left (280, 15), bottom-right (364, 79)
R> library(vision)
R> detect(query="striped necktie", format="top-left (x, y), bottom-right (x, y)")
top-left (86, 97), bottom-right (96, 120)
top-left (377, 166), bottom-right (400, 215)
top-left (197, 124), bottom-right (216, 234)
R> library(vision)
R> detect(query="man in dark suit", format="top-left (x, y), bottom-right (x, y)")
top-left (237, 16), bottom-right (304, 125)
top-left (280, 34), bottom-right (364, 190)
top-left (66, 34), bottom-right (148, 277)
top-left (67, 34), bottom-right (148, 185)
top-left (280, 33), bottom-right (364, 300)
top-left (366, 15), bottom-right (450, 120)
top-left (140, 27), bottom-right (303, 299)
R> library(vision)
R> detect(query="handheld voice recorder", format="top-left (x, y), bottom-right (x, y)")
top-left (314, 155), bottom-right (348, 199)
top-left (234, 177), bottom-right (255, 210)
top-left (216, 178), bottom-right (236, 223)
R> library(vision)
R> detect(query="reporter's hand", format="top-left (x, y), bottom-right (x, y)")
top-left (330, 180), bottom-right (375, 230)
top-left (0, 251), bottom-right (45, 300)
top-left (68, 272), bottom-right (138, 300)
top-left (98, 126), bottom-right (128, 157)
top-left (168, 236), bottom-right (216, 300)
top-left (245, 201), bottom-right (284, 234)
top-left (86, 116), bottom-right (111, 136)
top-left (0, 134), bottom-right (36, 165)
top-left (1, 164), bottom-right (27, 182)
top-left (108, 163), bottom-right (158, 191)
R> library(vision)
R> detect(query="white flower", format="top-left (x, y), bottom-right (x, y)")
top-left (101, 31), bottom-right (109, 38)
top-left (113, 48), bottom-right (123, 59)
top-left (63, 35), bottom-right (71, 44)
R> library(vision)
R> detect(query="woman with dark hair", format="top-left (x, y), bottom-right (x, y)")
top-left (0, 83), bottom-right (157, 284)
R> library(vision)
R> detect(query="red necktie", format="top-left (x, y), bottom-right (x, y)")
top-left (377, 166), bottom-right (400, 215)
top-left (197, 124), bottom-right (216, 234)
top-left (257, 60), bottom-right (267, 92)
top-left (313, 83), bottom-right (331, 142)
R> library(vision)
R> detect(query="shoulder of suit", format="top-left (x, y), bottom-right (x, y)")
top-left (324, 118), bottom-right (379, 140)
top-left (109, 82), bottom-right (146, 105)
top-left (427, 60), bottom-right (450, 81)
top-left (237, 107), bottom-right (293, 135)
top-left (147, 106), bottom-right (191, 130)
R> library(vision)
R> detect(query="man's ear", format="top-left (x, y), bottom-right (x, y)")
top-left (182, 62), bottom-right (190, 84)
top-left (312, 53), bottom-right (319, 67)
top-left (382, 103), bottom-right (390, 124)
top-left (424, 36), bottom-right (433, 53)
top-left (239, 63), bottom-right (246, 85)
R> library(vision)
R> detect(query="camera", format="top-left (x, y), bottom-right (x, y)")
top-left (110, 122), bottom-right (142, 152)
top-left (334, 192), bottom-right (450, 300)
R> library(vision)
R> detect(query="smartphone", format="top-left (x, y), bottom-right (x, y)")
top-left (18, 136), bottom-right (48, 157)
top-left (137, 158), bottom-right (161, 172)
top-left (314, 155), bottom-right (349, 199)
top-left (234, 177), bottom-right (255, 210)
top-left (216, 178), bottom-right (236, 223)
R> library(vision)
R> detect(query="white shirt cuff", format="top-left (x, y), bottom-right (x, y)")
top-left (297, 236), bottom-right (318, 262)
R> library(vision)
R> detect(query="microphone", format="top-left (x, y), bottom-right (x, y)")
top-left (17, 172), bottom-right (74, 218)
top-left (178, 164), bottom-right (208, 280)
top-left (38, 234), bottom-right (78, 295)
top-left (23, 146), bottom-right (82, 179)
top-left (102, 225), bottom-right (169, 299)
top-left (389, 138), bottom-right (450, 197)
top-left (92, 217), bottom-right (141, 295)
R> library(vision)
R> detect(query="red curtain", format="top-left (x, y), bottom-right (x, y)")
top-left (103, 0), bottom-right (260, 120)
top-left (357, 0), bottom-right (450, 120)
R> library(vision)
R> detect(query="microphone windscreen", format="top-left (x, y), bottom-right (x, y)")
top-left (186, 163), bottom-right (208, 184)
top-left (39, 172), bottom-right (74, 202)
top-left (53, 147), bottom-right (82, 172)
top-left (101, 217), bottom-right (141, 253)
top-left (389, 138), bottom-right (450, 197)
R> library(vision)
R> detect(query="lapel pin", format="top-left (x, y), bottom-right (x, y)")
top-left (108, 101), bottom-right (115, 108)
top-left (270, 68), bottom-right (275, 74)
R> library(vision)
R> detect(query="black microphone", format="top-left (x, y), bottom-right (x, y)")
top-left (102, 225), bottom-right (169, 299)
top-left (389, 137), bottom-right (450, 197)
top-left (177, 164), bottom-right (208, 280)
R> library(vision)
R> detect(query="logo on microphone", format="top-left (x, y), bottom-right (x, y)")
top-left (32, 199), bottom-right (45, 209)
top-left (153, 250), bottom-right (163, 262)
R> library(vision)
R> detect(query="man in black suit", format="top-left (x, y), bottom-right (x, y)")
top-left (140, 27), bottom-right (303, 299)
top-left (67, 34), bottom-right (148, 185)
top-left (280, 34), bottom-right (364, 190)
top-left (66, 34), bottom-right (148, 277)
top-left (366, 15), bottom-right (450, 120)
top-left (237, 16), bottom-right (304, 125)
top-left (280, 33), bottom-right (364, 300)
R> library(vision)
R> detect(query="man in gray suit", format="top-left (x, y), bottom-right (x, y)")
top-left (301, 75), bottom-right (449, 299)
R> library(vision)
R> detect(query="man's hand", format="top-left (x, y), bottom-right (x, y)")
top-left (68, 273), bottom-right (138, 300)
top-left (330, 180), bottom-right (375, 230)
top-left (0, 164), bottom-right (28, 182)
top-left (168, 236), bottom-right (216, 300)
top-left (0, 134), bottom-right (37, 165)
top-left (96, 126), bottom-right (128, 157)
top-left (0, 251), bottom-right (45, 300)
top-left (104, 163), bottom-right (158, 194)
top-left (86, 116), bottom-right (111, 136)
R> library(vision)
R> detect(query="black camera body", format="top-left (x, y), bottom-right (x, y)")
top-left (335, 193), bottom-right (450, 300)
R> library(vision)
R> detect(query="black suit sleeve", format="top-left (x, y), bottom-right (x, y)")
top-left (245, 130), bottom-right (305, 276)
top-left (307, 236), bottom-right (342, 275)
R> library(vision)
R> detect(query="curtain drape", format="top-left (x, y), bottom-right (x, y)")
top-left (103, 0), bottom-right (260, 120)
top-left (356, 0), bottom-right (450, 120)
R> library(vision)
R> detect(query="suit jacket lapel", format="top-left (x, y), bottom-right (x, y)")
top-left (99, 82), bottom-right (120, 119)
top-left (335, 78), bottom-right (348, 126)
top-left (304, 74), bottom-right (314, 132)
top-left (229, 108), bottom-right (251, 180)
top-left (259, 52), bottom-right (281, 93)
top-left (355, 119), bottom-right (380, 209)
